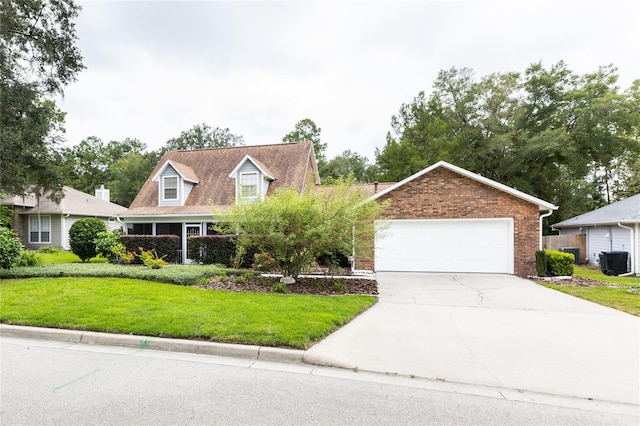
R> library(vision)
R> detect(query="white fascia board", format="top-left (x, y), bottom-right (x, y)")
top-left (368, 160), bottom-right (558, 211)
top-left (152, 160), bottom-right (199, 184)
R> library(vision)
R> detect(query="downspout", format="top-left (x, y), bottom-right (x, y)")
top-left (539, 210), bottom-right (554, 250)
top-left (617, 223), bottom-right (635, 277)
top-left (116, 216), bottom-right (126, 233)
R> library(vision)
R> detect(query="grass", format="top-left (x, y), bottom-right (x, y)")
top-left (0, 277), bottom-right (376, 349)
top-left (540, 265), bottom-right (640, 316)
top-left (572, 265), bottom-right (640, 287)
top-left (26, 248), bottom-right (107, 265)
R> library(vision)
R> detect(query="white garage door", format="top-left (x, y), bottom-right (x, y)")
top-left (375, 218), bottom-right (514, 274)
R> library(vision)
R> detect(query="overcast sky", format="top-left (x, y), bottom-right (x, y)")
top-left (57, 0), bottom-right (640, 161)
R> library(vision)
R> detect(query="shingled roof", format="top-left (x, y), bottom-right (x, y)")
top-left (126, 141), bottom-right (319, 216)
top-left (553, 193), bottom-right (640, 227)
top-left (8, 186), bottom-right (126, 216)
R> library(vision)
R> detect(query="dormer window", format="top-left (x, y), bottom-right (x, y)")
top-left (240, 172), bottom-right (258, 200)
top-left (229, 154), bottom-right (276, 205)
top-left (152, 160), bottom-right (199, 207)
top-left (163, 176), bottom-right (178, 200)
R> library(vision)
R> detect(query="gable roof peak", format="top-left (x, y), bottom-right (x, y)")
top-left (228, 154), bottom-right (276, 180)
top-left (152, 159), bottom-right (199, 183)
top-left (370, 160), bottom-right (558, 211)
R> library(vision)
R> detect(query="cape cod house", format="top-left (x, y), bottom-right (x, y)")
top-left (121, 142), bottom-right (320, 263)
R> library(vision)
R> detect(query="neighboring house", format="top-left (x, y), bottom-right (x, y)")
top-left (358, 161), bottom-right (558, 276)
top-left (122, 142), bottom-right (320, 263)
top-left (552, 193), bottom-right (640, 276)
top-left (2, 185), bottom-right (127, 250)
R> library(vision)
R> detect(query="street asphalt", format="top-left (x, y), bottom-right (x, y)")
top-left (2, 272), bottom-right (639, 416)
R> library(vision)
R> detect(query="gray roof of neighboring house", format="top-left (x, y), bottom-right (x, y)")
top-left (553, 193), bottom-right (640, 228)
top-left (12, 186), bottom-right (127, 216)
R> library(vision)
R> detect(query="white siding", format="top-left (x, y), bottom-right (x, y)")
top-left (159, 166), bottom-right (182, 207)
top-left (558, 228), bottom-right (584, 236)
top-left (586, 226), bottom-right (632, 264)
top-left (235, 161), bottom-right (265, 202)
top-left (183, 182), bottom-right (195, 203)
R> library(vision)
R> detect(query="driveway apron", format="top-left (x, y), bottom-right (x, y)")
top-left (304, 273), bottom-right (640, 405)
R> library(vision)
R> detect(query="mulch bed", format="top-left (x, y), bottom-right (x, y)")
top-left (193, 274), bottom-right (378, 296)
top-left (552, 276), bottom-right (628, 289)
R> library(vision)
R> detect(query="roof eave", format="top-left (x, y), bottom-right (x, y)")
top-left (368, 160), bottom-right (558, 211)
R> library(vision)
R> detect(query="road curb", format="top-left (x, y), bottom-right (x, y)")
top-left (0, 324), bottom-right (305, 364)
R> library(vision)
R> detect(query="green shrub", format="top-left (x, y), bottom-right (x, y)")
top-left (137, 247), bottom-right (167, 269)
top-left (536, 250), bottom-right (574, 277)
top-left (535, 250), bottom-right (548, 276)
top-left (95, 230), bottom-right (123, 262)
top-left (547, 250), bottom-right (574, 276)
top-left (0, 227), bottom-right (23, 269)
top-left (271, 282), bottom-right (289, 294)
top-left (15, 250), bottom-right (42, 267)
top-left (69, 218), bottom-right (108, 262)
top-left (120, 235), bottom-right (180, 264)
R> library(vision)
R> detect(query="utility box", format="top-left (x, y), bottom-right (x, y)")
top-left (599, 251), bottom-right (630, 276)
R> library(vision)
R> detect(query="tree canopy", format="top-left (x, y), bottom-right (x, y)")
top-left (0, 0), bottom-right (84, 202)
top-left (375, 62), bottom-right (640, 222)
top-left (61, 137), bottom-right (156, 207)
top-left (163, 123), bottom-right (244, 152)
top-left (283, 118), bottom-right (327, 164)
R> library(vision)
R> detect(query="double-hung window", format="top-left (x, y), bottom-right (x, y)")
top-left (239, 172), bottom-right (258, 201)
top-left (163, 176), bottom-right (178, 201)
top-left (29, 215), bottom-right (51, 243)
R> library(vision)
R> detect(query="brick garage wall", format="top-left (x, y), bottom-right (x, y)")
top-left (357, 168), bottom-right (540, 276)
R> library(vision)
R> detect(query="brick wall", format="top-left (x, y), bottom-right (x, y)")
top-left (357, 167), bottom-right (540, 276)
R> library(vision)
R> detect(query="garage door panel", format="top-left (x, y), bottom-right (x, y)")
top-left (375, 219), bottom-right (513, 273)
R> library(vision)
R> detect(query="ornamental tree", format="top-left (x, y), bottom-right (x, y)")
top-left (216, 182), bottom-right (388, 279)
top-left (69, 217), bottom-right (107, 262)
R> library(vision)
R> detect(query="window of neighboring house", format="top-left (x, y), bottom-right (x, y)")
top-left (29, 215), bottom-right (51, 243)
top-left (163, 176), bottom-right (179, 200)
top-left (239, 172), bottom-right (258, 202)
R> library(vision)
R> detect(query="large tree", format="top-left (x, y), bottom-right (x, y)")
top-left (0, 0), bottom-right (84, 201)
top-left (376, 62), bottom-right (640, 222)
top-left (283, 118), bottom-right (327, 164)
top-left (61, 137), bottom-right (155, 206)
top-left (163, 123), bottom-right (244, 152)
top-left (322, 150), bottom-right (375, 183)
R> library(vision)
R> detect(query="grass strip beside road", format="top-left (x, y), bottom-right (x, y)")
top-left (0, 277), bottom-right (376, 349)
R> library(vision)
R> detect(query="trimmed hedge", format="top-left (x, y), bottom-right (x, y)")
top-left (536, 250), bottom-right (574, 277)
top-left (120, 235), bottom-right (181, 264)
top-left (187, 235), bottom-right (258, 267)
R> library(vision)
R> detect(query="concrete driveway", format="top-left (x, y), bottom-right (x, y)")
top-left (305, 273), bottom-right (640, 406)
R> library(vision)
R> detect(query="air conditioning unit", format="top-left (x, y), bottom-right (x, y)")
top-left (560, 247), bottom-right (580, 265)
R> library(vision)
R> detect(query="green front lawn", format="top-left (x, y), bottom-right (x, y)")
top-left (540, 266), bottom-right (640, 316)
top-left (0, 277), bottom-right (375, 349)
